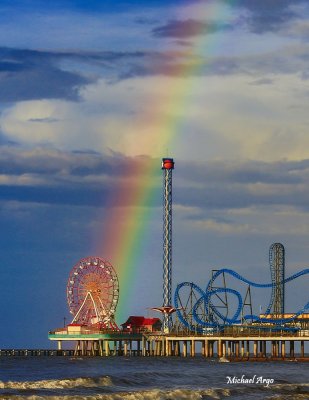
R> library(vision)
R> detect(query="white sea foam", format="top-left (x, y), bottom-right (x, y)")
top-left (0, 388), bottom-right (231, 400)
top-left (0, 375), bottom-right (112, 390)
top-left (271, 383), bottom-right (309, 389)
top-left (264, 383), bottom-right (309, 400)
top-left (3, 385), bottom-right (309, 400)
top-left (266, 394), bottom-right (309, 400)
top-left (1, 378), bottom-right (308, 399)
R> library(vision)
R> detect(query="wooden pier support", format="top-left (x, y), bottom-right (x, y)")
top-left (222, 341), bottom-right (226, 357)
top-left (227, 341), bottom-right (231, 357)
top-left (240, 341), bottom-right (244, 357)
top-left (218, 340), bottom-right (222, 358)
top-left (190, 340), bottom-right (195, 357)
top-left (271, 341), bottom-right (275, 357)
top-left (210, 341), bottom-right (214, 357)
top-left (175, 340), bottom-right (180, 356)
top-left (246, 341), bottom-right (250, 357)
top-left (142, 337), bottom-right (146, 357)
top-left (290, 341), bottom-right (295, 358)
top-left (301, 341), bottom-right (305, 358)
top-left (281, 341), bottom-right (285, 359)
top-left (45, 333), bottom-right (307, 360)
top-left (253, 341), bottom-right (258, 357)
top-left (183, 341), bottom-right (187, 357)
top-left (259, 341), bottom-right (263, 357)
top-left (202, 340), bottom-right (205, 357)
top-left (105, 341), bottom-right (110, 356)
top-left (235, 341), bottom-right (239, 358)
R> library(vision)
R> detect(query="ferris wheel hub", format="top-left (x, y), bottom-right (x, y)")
top-left (66, 256), bottom-right (120, 330)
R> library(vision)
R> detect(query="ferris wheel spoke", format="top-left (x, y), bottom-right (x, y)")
top-left (67, 256), bottom-right (119, 329)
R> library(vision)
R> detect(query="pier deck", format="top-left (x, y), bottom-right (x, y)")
top-left (47, 330), bottom-right (309, 359)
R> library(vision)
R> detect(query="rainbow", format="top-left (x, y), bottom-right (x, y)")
top-left (95, 1), bottom-right (233, 323)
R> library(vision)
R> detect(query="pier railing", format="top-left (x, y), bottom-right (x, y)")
top-left (49, 327), bottom-right (309, 338)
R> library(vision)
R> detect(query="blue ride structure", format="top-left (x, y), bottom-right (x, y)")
top-left (174, 244), bottom-right (309, 332)
top-left (267, 243), bottom-right (285, 315)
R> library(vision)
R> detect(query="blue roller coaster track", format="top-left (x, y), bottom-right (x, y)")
top-left (174, 268), bottom-right (309, 331)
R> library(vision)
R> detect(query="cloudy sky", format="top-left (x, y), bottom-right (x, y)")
top-left (0, 0), bottom-right (309, 347)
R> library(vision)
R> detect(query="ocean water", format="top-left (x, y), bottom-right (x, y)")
top-left (0, 356), bottom-right (308, 400)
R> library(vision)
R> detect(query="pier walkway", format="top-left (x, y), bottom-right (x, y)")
top-left (46, 329), bottom-right (309, 359)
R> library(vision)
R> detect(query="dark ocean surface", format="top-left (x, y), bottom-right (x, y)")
top-left (0, 356), bottom-right (308, 399)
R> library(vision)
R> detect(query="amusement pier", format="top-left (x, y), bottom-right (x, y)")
top-left (45, 157), bottom-right (309, 360)
top-left (48, 328), bottom-right (308, 360)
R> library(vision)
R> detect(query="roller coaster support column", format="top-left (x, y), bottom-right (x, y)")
top-left (162, 158), bottom-right (174, 333)
top-left (269, 243), bottom-right (285, 315)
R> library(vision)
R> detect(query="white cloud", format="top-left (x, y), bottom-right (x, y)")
top-left (193, 218), bottom-right (252, 234)
top-left (0, 174), bottom-right (46, 186)
top-left (175, 202), bottom-right (309, 237)
top-left (1, 69), bottom-right (309, 162)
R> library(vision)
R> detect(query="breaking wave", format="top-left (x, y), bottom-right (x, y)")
top-left (0, 376), bottom-right (113, 390)
top-left (0, 383), bottom-right (308, 399)
top-left (0, 387), bottom-right (232, 399)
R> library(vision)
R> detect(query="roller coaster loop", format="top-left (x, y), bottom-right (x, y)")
top-left (174, 268), bottom-right (309, 330)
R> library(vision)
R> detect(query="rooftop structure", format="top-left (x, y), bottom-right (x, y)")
top-left (121, 316), bottom-right (162, 333)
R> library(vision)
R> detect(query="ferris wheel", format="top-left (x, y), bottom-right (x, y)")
top-left (67, 256), bottom-right (119, 329)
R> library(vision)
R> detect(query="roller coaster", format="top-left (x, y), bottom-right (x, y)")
top-left (174, 244), bottom-right (309, 332)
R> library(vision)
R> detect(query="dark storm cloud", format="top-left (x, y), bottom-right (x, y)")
top-left (0, 41), bottom-right (307, 97)
top-left (0, 47), bottom-right (153, 102)
top-left (0, 48), bottom-right (91, 102)
top-left (151, 1), bottom-right (307, 39)
top-left (175, 159), bottom-right (309, 211)
top-left (0, 1), bottom-right (306, 104)
top-left (28, 118), bottom-right (60, 123)
top-left (248, 13), bottom-right (294, 33)
top-left (0, 147), bottom-right (145, 176)
top-left (177, 159), bottom-right (309, 185)
top-left (0, 131), bottom-right (17, 146)
top-left (301, 71), bottom-right (309, 80)
top-left (115, 50), bottom-right (243, 79)
top-left (1, 147), bottom-right (308, 211)
top-left (0, 69), bottom-right (87, 102)
top-left (118, 47), bottom-right (308, 80)
top-left (152, 19), bottom-right (232, 38)
top-left (249, 78), bottom-right (275, 86)
top-left (0, 148), bottom-right (162, 206)
top-left (223, 0), bottom-right (306, 34)
top-left (0, 47), bottom-right (151, 101)
top-left (245, 6), bottom-right (296, 34)
top-left (90, 46), bottom-right (309, 80)
top-left (0, 185), bottom-right (109, 207)
top-left (178, 182), bottom-right (309, 211)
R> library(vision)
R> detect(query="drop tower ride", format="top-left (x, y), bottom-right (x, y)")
top-left (162, 157), bottom-right (174, 332)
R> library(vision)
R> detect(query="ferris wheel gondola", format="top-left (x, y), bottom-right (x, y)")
top-left (67, 256), bottom-right (119, 330)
